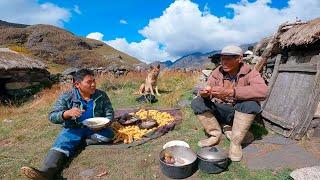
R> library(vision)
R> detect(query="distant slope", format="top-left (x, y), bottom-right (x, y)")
top-left (169, 43), bottom-right (256, 69)
top-left (149, 60), bottom-right (174, 69)
top-left (0, 20), bottom-right (28, 28)
top-left (0, 20), bottom-right (143, 72)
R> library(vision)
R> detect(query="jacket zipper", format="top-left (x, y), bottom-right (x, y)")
top-left (93, 95), bottom-right (102, 117)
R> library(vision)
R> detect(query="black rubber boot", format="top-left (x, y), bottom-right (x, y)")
top-left (21, 150), bottom-right (67, 180)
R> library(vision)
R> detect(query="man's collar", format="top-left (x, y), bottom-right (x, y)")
top-left (71, 87), bottom-right (97, 102)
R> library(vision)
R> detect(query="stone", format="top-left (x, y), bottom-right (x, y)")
top-left (5, 82), bottom-right (33, 90)
top-left (3, 119), bottom-right (13, 124)
top-left (62, 67), bottom-right (79, 75)
top-left (313, 127), bottom-right (320, 138)
top-left (243, 145), bottom-right (260, 153)
top-left (79, 168), bottom-right (94, 177)
top-left (260, 135), bottom-right (296, 145)
top-left (178, 100), bottom-right (191, 108)
top-left (314, 103), bottom-right (320, 118)
top-left (290, 166), bottom-right (320, 180)
top-left (247, 143), bottom-right (320, 170)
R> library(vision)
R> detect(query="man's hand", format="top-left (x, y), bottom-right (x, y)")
top-left (63, 107), bottom-right (84, 120)
top-left (198, 86), bottom-right (212, 98)
top-left (210, 86), bottom-right (234, 100)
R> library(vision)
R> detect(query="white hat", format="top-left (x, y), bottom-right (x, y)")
top-left (244, 50), bottom-right (253, 55)
top-left (220, 45), bottom-right (243, 56)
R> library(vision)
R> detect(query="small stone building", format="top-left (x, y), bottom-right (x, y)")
top-left (257, 18), bottom-right (320, 139)
top-left (0, 48), bottom-right (51, 100)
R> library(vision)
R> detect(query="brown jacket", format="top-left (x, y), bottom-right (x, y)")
top-left (207, 63), bottom-right (268, 102)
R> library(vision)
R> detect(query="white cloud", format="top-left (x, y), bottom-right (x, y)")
top-left (91, 0), bottom-right (320, 62)
top-left (0, 0), bottom-right (71, 27)
top-left (119, 19), bottom-right (128, 24)
top-left (73, 5), bottom-right (81, 15)
top-left (106, 38), bottom-right (175, 63)
top-left (86, 32), bottom-right (104, 41)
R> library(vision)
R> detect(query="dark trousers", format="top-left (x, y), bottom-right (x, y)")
top-left (191, 96), bottom-right (261, 125)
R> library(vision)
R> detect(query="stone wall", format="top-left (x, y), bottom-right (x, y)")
top-left (0, 68), bottom-right (51, 99)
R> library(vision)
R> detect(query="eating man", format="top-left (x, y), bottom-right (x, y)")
top-left (21, 69), bottom-right (115, 179)
top-left (191, 45), bottom-right (268, 161)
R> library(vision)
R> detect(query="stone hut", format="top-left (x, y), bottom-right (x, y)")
top-left (0, 48), bottom-right (51, 100)
top-left (256, 18), bottom-right (320, 139)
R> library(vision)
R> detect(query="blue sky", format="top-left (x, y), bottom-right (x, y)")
top-left (37, 0), bottom-right (289, 42)
top-left (0, 0), bottom-right (319, 62)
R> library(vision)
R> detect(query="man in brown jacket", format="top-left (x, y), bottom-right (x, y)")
top-left (191, 45), bottom-right (268, 161)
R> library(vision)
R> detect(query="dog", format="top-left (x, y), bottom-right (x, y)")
top-left (137, 64), bottom-right (161, 96)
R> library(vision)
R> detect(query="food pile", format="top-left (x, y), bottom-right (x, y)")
top-left (163, 151), bottom-right (186, 165)
top-left (112, 109), bottom-right (175, 144)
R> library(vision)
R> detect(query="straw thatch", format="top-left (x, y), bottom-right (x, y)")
top-left (278, 18), bottom-right (320, 48)
top-left (254, 18), bottom-right (320, 72)
top-left (0, 48), bottom-right (46, 70)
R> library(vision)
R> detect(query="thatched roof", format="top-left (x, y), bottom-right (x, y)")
top-left (278, 18), bottom-right (320, 48)
top-left (0, 48), bottom-right (46, 70)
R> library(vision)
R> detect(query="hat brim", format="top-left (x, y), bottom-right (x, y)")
top-left (220, 52), bottom-right (242, 56)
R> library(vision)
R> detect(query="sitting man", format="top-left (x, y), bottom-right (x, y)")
top-left (191, 45), bottom-right (268, 161)
top-left (21, 69), bottom-right (115, 179)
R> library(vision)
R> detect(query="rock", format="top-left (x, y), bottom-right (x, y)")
top-left (314, 103), bottom-right (320, 118)
top-left (313, 126), bottom-right (320, 138)
top-left (290, 166), bottom-right (320, 180)
top-left (62, 67), bottom-right (79, 75)
top-left (260, 135), bottom-right (296, 145)
top-left (243, 145), bottom-right (260, 153)
top-left (3, 119), bottom-right (13, 124)
top-left (247, 143), bottom-right (320, 170)
top-left (79, 168), bottom-right (94, 177)
top-left (178, 100), bottom-right (191, 108)
top-left (5, 82), bottom-right (34, 90)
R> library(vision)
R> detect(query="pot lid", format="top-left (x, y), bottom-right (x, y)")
top-left (197, 146), bottom-right (228, 161)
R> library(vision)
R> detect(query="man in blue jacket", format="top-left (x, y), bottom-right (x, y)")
top-left (21, 69), bottom-right (114, 179)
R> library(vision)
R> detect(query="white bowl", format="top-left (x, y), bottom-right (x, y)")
top-left (162, 140), bottom-right (190, 149)
top-left (82, 117), bottom-right (110, 129)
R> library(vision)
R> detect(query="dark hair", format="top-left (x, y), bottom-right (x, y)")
top-left (73, 69), bottom-right (94, 83)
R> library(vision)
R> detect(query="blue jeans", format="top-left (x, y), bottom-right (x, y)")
top-left (51, 127), bottom-right (114, 157)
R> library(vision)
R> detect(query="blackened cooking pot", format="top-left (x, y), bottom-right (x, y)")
top-left (159, 146), bottom-right (198, 179)
top-left (197, 146), bottom-right (229, 174)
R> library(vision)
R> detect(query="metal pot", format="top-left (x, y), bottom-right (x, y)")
top-left (197, 146), bottom-right (229, 174)
top-left (159, 146), bottom-right (198, 179)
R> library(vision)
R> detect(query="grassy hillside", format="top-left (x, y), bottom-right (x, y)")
top-left (0, 71), bottom-right (291, 179)
top-left (0, 22), bottom-right (143, 73)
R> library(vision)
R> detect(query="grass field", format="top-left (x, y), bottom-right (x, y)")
top-left (0, 71), bottom-right (292, 179)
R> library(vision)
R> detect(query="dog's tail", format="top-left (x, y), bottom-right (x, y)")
top-left (132, 91), bottom-right (140, 95)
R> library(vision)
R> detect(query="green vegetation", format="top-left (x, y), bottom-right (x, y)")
top-left (0, 72), bottom-right (291, 179)
top-left (8, 45), bottom-right (31, 55)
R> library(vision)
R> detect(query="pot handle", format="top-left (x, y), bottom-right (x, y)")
top-left (209, 146), bottom-right (218, 152)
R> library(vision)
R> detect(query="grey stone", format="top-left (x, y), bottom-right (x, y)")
top-left (3, 119), bottom-right (13, 124)
top-left (178, 100), bottom-right (191, 108)
top-left (313, 127), bottom-right (320, 138)
top-left (290, 166), bottom-right (320, 180)
top-left (247, 144), bottom-right (320, 170)
top-left (261, 135), bottom-right (296, 145)
top-left (62, 67), bottom-right (79, 75)
top-left (243, 145), bottom-right (260, 153)
top-left (79, 168), bottom-right (94, 177)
